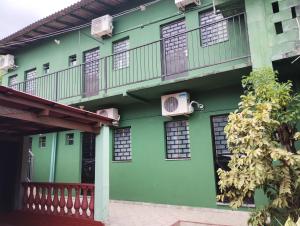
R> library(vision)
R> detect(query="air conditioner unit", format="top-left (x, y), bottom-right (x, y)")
top-left (97, 108), bottom-right (120, 121)
top-left (0, 54), bottom-right (14, 71)
top-left (161, 92), bottom-right (191, 117)
top-left (91, 14), bottom-right (113, 38)
top-left (175, 0), bottom-right (201, 10)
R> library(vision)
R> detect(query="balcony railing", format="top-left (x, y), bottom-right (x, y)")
top-left (10, 13), bottom-right (250, 102)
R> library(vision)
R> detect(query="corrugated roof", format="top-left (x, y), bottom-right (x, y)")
top-left (0, 0), bottom-right (149, 54)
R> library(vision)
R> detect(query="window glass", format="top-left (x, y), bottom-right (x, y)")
top-left (113, 39), bottom-right (129, 70)
top-left (8, 75), bottom-right (17, 87)
top-left (39, 136), bottom-right (46, 148)
top-left (200, 10), bottom-right (228, 47)
top-left (66, 133), bottom-right (74, 145)
top-left (69, 55), bottom-right (77, 66)
top-left (113, 127), bottom-right (131, 161)
top-left (165, 120), bottom-right (190, 159)
top-left (43, 63), bottom-right (50, 74)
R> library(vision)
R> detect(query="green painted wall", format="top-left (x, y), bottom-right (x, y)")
top-left (109, 85), bottom-right (242, 208)
top-left (3, 0), bottom-right (250, 105)
top-left (31, 131), bottom-right (81, 183)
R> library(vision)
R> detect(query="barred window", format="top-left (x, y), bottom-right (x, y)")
top-left (8, 75), bottom-right (17, 87)
top-left (43, 63), bottom-right (50, 74)
top-left (66, 133), bottom-right (74, 145)
top-left (113, 39), bottom-right (129, 70)
top-left (200, 10), bottom-right (228, 47)
top-left (165, 120), bottom-right (190, 159)
top-left (25, 69), bottom-right (36, 95)
top-left (39, 136), bottom-right (46, 148)
top-left (211, 115), bottom-right (254, 205)
top-left (113, 127), bottom-right (132, 161)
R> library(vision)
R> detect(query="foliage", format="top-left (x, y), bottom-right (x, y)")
top-left (217, 68), bottom-right (300, 225)
top-left (0, 69), bottom-right (4, 84)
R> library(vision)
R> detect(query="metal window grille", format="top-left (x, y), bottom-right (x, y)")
top-left (43, 63), bottom-right (50, 74)
top-left (212, 115), bottom-right (230, 156)
top-left (113, 127), bottom-right (132, 161)
top-left (200, 10), bottom-right (228, 47)
top-left (8, 75), bottom-right (17, 87)
top-left (25, 69), bottom-right (36, 95)
top-left (69, 55), bottom-right (77, 66)
top-left (161, 19), bottom-right (188, 76)
top-left (66, 133), bottom-right (74, 145)
top-left (113, 39), bottom-right (129, 70)
top-left (39, 136), bottom-right (46, 148)
top-left (165, 120), bottom-right (190, 159)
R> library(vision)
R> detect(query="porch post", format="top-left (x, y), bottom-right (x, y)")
top-left (94, 125), bottom-right (110, 222)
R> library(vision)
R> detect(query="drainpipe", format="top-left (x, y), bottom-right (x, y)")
top-left (49, 133), bottom-right (58, 182)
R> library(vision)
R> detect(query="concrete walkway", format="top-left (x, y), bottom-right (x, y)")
top-left (108, 201), bottom-right (250, 226)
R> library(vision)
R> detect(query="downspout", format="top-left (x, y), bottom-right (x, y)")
top-left (49, 133), bottom-right (58, 182)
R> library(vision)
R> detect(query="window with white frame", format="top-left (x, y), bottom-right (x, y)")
top-left (66, 133), bottom-right (74, 145)
top-left (200, 10), bottom-right (228, 47)
top-left (8, 75), bottom-right (17, 87)
top-left (113, 39), bottom-right (129, 70)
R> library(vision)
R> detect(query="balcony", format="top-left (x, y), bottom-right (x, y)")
top-left (9, 13), bottom-right (250, 103)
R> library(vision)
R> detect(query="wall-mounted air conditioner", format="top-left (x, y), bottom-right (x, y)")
top-left (97, 108), bottom-right (120, 121)
top-left (161, 92), bottom-right (191, 117)
top-left (91, 14), bottom-right (113, 38)
top-left (175, 0), bottom-right (201, 10)
top-left (0, 54), bottom-right (14, 71)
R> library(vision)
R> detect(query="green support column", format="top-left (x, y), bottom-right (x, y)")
top-left (245, 0), bottom-right (273, 68)
top-left (94, 126), bottom-right (110, 222)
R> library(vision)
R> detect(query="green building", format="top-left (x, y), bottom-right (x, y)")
top-left (1, 0), bottom-right (300, 212)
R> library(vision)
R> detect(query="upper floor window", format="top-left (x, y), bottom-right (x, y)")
top-left (200, 10), bottom-right (228, 47)
top-left (165, 120), bottom-right (190, 160)
top-left (43, 63), bottom-right (50, 74)
top-left (113, 38), bottom-right (129, 70)
top-left (25, 69), bottom-right (36, 95)
top-left (8, 74), bottom-right (17, 87)
top-left (69, 55), bottom-right (77, 67)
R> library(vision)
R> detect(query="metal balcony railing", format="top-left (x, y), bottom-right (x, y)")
top-left (9, 13), bottom-right (250, 102)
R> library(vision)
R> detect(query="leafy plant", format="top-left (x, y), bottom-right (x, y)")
top-left (217, 68), bottom-right (300, 225)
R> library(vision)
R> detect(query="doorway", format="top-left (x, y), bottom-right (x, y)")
top-left (81, 133), bottom-right (96, 184)
top-left (83, 48), bottom-right (100, 97)
top-left (0, 138), bottom-right (22, 212)
top-left (161, 19), bottom-right (188, 78)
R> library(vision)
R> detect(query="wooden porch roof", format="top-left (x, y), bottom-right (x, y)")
top-left (0, 86), bottom-right (113, 135)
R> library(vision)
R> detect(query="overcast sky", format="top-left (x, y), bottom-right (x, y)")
top-left (0, 0), bottom-right (79, 39)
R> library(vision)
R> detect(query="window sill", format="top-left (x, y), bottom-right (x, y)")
top-left (112, 160), bottom-right (132, 163)
top-left (165, 158), bottom-right (191, 161)
top-left (216, 202), bottom-right (255, 208)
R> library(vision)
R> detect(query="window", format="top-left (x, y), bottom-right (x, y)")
top-left (39, 136), bottom-right (46, 148)
top-left (113, 39), bottom-right (129, 70)
top-left (272, 1), bottom-right (279, 14)
top-left (165, 120), bottom-right (190, 159)
top-left (211, 114), bottom-right (254, 205)
top-left (25, 69), bottom-right (36, 95)
top-left (8, 75), bottom-right (17, 87)
top-left (113, 127), bottom-right (131, 161)
top-left (43, 63), bottom-right (50, 74)
top-left (69, 55), bottom-right (77, 66)
top-left (200, 10), bottom-right (228, 47)
top-left (66, 133), bottom-right (74, 145)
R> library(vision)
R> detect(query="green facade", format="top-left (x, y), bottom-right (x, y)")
top-left (3, 0), bottom-right (300, 210)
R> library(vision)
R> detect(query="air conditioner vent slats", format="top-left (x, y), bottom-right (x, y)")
top-left (161, 92), bottom-right (190, 117)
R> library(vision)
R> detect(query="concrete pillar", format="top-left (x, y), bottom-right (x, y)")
top-left (49, 133), bottom-right (58, 182)
top-left (245, 0), bottom-right (273, 68)
top-left (94, 126), bottom-right (110, 222)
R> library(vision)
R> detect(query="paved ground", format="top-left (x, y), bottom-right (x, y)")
top-left (108, 200), bottom-right (250, 226)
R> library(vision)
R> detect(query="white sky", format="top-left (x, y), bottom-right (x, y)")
top-left (0, 0), bottom-right (79, 39)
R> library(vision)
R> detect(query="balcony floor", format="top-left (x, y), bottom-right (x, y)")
top-left (0, 211), bottom-right (104, 226)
